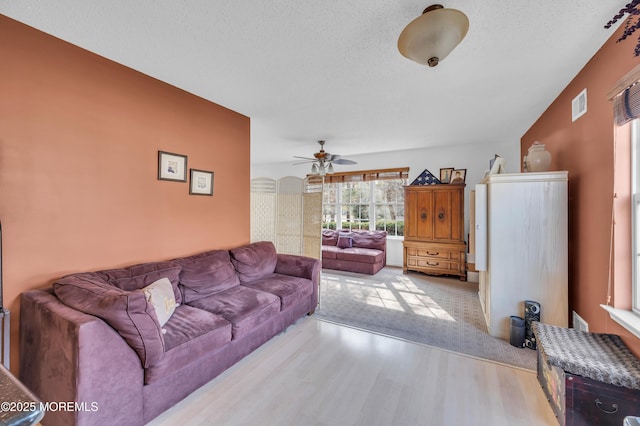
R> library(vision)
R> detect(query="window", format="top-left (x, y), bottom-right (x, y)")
top-left (322, 183), bottom-right (338, 230)
top-left (322, 179), bottom-right (406, 236)
top-left (604, 118), bottom-right (640, 338)
top-left (602, 73), bottom-right (640, 337)
top-left (374, 180), bottom-right (405, 236)
top-left (340, 181), bottom-right (370, 230)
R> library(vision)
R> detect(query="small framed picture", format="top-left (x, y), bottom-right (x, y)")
top-left (440, 168), bottom-right (454, 184)
top-left (450, 169), bottom-right (467, 184)
top-left (158, 151), bottom-right (187, 182)
top-left (190, 169), bottom-right (214, 196)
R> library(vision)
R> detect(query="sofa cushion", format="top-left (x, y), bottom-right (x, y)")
top-left (144, 304), bottom-right (232, 385)
top-left (175, 250), bottom-right (240, 303)
top-left (335, 247), bottom-right (385, 264)
top-left (53, 272), bottom-right (165, 368)
top-left (351, 230), bottom-right (387, 250)
top-left (98, 261), bottom-right (183, 305)
top-left (229, 241), bottom-right (277, 283)
top-left (337, 231), bottom-right (353, 248)
top-left (322, 229), bottom-right (338, 246)
top-left (142, 277), bottom-right (177, 327)
top-left (321, 245), bottom-right (341, 260)
top-left (241, 273), bottom-right (313, 311)
top-left (186, 286), bottom-right (280, 340)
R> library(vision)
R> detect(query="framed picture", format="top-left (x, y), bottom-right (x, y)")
top-left (440, 168), bottom-right (454, 184)
top-left (158, 151), bottom-right (187, 182)
top-left (450, 169), bottom-right (466, 184)
top-left (190, 169), bottom-right (214, 196)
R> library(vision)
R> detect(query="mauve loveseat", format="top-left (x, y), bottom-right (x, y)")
top-left (19, 241), bottom-right (319, 426)
top-left (321, 229), bottom-right (387, 275)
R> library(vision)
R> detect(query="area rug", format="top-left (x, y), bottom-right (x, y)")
top-left (314, 267), bottom-right (537, 370)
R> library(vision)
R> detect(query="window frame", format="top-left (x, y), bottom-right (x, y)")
top-left (633, 119), bottom-right (640, 314)
top-left (322, 178), bottom-right (406, 236)
top-left (603, 118), bottom-right (640, 339)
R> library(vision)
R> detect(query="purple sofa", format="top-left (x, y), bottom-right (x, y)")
top-left (19, 241), bottom-right (319, 426)
top-left (321, 230), bottom-right (387, 275)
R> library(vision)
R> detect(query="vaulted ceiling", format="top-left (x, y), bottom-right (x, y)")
top-left (0, 1), bottom-right (625, 166)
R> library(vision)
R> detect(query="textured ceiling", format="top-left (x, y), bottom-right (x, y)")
top-left (0, 1), bottom-right (625, 166)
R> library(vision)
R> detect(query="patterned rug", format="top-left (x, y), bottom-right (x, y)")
top-left (314, 267), bottom-right (537, 370)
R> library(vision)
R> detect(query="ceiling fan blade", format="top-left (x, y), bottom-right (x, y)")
top-left (294, 141), bottom-right (355, 168)
top-left (332, 159), bottom-right (357, 165)
top-left (326, 154), bottom-right (340, 161)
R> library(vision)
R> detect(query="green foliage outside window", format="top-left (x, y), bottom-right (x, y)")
top-left (323, 221), bottom-right (404, 236)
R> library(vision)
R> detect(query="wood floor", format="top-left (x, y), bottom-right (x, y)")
top-left (147, 317), bottom-right (557, 426)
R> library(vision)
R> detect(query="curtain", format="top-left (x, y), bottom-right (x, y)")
top-left (614, 83), bottom-right (640, 125)
top-left (307, 167), bottom-right (409, 184)
top-left (610, 63), bottom-right (640, 126)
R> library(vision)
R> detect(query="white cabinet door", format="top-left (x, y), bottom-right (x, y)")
top-left (482, 172), bottom-right (568, 339)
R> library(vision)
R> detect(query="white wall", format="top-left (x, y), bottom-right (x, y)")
top-left (252, 140), bottom-right (521, 267)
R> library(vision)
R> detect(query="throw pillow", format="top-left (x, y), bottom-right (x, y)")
top-left (322, 229), bottom-right (339, 246)
top-left (142, 277), bottom-right (177, 328)
top-left (351, 230), bottom-right (387, 250)
top-left (53, 272), bottom-right (165, 368)
top-left (337, 232), bottom-right (353, 248)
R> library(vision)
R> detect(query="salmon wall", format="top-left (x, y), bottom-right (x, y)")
top-left (522, 23), bottom-right (640, 354)
top-left (0, 16), bottom-right (251, 373)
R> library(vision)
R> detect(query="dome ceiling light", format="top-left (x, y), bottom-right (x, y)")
top-left (398, 4), bottom-right (469, 67)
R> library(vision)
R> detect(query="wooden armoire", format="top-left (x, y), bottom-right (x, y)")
top-left (403, 184), bottom-right (466, 279)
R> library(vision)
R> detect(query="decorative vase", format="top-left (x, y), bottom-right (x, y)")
top-left (524, 141), bottom-right (551, 172)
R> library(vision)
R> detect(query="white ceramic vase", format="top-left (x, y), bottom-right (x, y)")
top-left (525, 141), bottom-right (551, 172)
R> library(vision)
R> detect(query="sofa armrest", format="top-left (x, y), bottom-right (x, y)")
top-left (275, 254), bottom-right (318, 280)
top-left (20, 289), bottom-right (144, 426)
top-left (275, 254), bottom-right (321, 312)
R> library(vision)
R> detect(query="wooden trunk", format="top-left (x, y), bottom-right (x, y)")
top-left (538, 350), bottom-right (640, 426)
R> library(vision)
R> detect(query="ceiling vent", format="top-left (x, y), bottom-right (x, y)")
top-left (572, 88), bottom-right (587, 122)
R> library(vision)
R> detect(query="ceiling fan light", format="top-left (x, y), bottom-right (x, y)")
top-left (398, 4), bottom-right (469, 67)
top-left (319, 166), bottom-right (326, 176)
top-left (328, 163), bottom-right (334, 174)
top-left (311, 163), bottom-right (318, 174)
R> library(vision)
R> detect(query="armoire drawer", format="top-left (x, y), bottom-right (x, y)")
top-left (406, 257), bottom-right (459, 273)
top-left (407, 247), bottom-right (461, 261)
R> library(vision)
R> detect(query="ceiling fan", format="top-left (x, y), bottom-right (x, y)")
top-left (293, 140), bottom-right (357, 175)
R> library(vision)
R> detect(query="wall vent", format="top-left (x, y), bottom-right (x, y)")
top-left (572, 88), bottom-right (587, 122)
top-left (572, 311), bottom-right (589, 332)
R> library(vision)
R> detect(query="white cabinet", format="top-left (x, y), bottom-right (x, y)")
top-left (475, 171), bottom-right (568, 340)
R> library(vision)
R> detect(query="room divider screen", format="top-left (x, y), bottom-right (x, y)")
top-left (250, 176), bottom-right (322, 259)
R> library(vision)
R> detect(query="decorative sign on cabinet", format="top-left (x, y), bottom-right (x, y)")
top-left (403, 184), bottom-right (466, 280)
